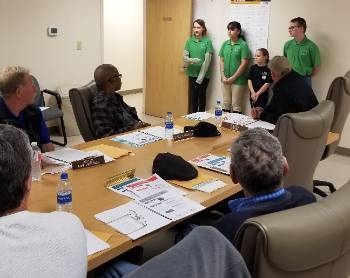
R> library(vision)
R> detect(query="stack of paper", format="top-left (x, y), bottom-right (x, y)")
top-left (182, 112), bottom-right (213, 121)
top-left (223, 113), bottom-right (275, 131)
top-left (111, 131), bottom-right (162, 147)
top-left (96, 174), bottom-right (205, 240)
top-left (83, 144), bottom-right (131, 159)
top-left (85, 229), bottom-right (110, 256)
top-left (190, 154), bottom-right (231, 175)
top-left (140, 126), bottom-right (182, 139)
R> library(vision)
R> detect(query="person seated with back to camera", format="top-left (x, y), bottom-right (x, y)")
top-left (0, 124), bottom-right (87, 277)
top-left (0, 66), bottom-right (54, 152)
top-left (213, 128), bottom-right (316, 242)
top-left (91, 64), bottom-right (150, 139)
top-left (251, 56), bottom-right (318, 124)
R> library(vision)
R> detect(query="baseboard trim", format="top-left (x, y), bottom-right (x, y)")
top-left (119, 88), bottom-right (143, 96)
top-left (335, 146), bottom-right (350, 156)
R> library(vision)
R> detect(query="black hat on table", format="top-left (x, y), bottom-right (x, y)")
top-left (184, 121), bottom-right (221, 137)
top-left (152, 152), bottom-right (198, 181)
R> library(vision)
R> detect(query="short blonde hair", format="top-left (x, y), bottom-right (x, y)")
top-left (268, 56), bottom-right (291, 77)
top-left (0, 66), bottom-right (29, 98)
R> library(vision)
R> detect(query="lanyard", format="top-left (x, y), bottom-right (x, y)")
top-left (228, 188), bottom-right (286, 212)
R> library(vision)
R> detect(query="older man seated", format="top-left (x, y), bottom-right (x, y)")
top-left (0, 66), bottom-right (54, 152)
top-left (0, 125), bottom-right (87, 277)
top-left (214, 128), bottom-right (316, 242)
top-left (252, 56), bottom-right (318, 124)
top-left (91, 64), bottom-right (149, 138)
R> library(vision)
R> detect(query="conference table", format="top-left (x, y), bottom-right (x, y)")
top-left (28, 118), bottom-right (242, 271)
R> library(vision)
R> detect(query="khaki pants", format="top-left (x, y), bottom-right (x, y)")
top-left (222, 83), bottom-right (246, 112)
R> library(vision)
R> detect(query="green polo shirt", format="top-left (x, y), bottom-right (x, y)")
top-left (219, 38), bottom-right (251, 85)
top-left (184, 36), bottom-right (214, 78)
top-left (283, 36), bottom-right (321, 76)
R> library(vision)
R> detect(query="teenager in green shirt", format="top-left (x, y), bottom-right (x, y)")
top-left (219, 21), bottom-right (250, 113)
top-left (283, 17), bottom-right (321, 87)
top-left (184, 19), bottom-right (213, 113)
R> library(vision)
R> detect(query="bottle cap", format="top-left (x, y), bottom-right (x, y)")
top-left (60, 172), bottom-right (68, 180)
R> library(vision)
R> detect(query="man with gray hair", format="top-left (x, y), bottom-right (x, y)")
top-left (0, 125), bottom-right (87, 277)
top-left (252, 56), bottom-right (318, 124)
top-left (0, 66), bottom-right (54, 152)
top-left (214, 128), bottom-right (316, 242)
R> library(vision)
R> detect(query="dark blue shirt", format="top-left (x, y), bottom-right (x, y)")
top-left (0, 97), bottom-right (50, 144)
top-left (214, 186), bottom-right (316, 243)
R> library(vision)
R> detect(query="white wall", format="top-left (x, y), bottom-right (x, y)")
top-left (103, 0), bottom-right (143, 91)
top-left (193, 0), bottom-right (350, 148)
top-left (0, 0), bottom-right (102, 92)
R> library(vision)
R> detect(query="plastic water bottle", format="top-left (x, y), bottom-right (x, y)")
top-left (57, 172), bottom-right (72, 213)
top-left (31, 142), bottom-right (41, 181)
top-left (215, 100), bottom-right (223, 127)
top-left (165, 112), bottom-right (174, 140)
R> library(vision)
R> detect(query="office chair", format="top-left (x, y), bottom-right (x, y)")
top-left (32, 76), bottom-right (67, 146)
top-left (273, 101), bottom-right (334, 193)
top-left (313, 71), bottom-right (350, 196)
top-left (68, 82), bottom-right (98, 142)
top-left (234, 179), bottom-right (350, 278)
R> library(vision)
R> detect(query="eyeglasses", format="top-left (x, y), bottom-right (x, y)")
top-left (109, 73), bottom-right (122, 81)
top-left (288, 25), bottom-right (300, 30)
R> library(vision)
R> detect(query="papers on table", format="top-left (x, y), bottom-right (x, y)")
top-left (85, 229), bottom-right (110, 256)
top-left (169, 171), bottom-right (227, 193)
top-left (190, 154), bottom-right (231, 175)
top-left (96, 174), bottom-right (205, 239)
top-left (140, 126), bottom-right (182, 139)
top-left (182, 112), bottom-right (213, 121)
top-left (111, 131), bottom-right (162, 147)
top-left (223, 113), bottom-right (275, 131)
top-left (42, 147), bottom-right (113, 173)
top-left (82, 144), bottom-right (131, 159)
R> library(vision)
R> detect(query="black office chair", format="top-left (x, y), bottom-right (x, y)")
top-left (32, 76), bottom-right (67, 146)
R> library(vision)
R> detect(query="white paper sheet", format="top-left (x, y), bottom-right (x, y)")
top-left (246, 120), bottom-right (275, 130)
top-left (111, 131), bottom-right (162, 147)
top-left (190, 154), bottom-right (231, 175)
top-left (140, 126), bottom-right (182, 139)
top-left (182, 112), bottom-right (214, 121)
top-left (95, 201), bottom-right (172, 240)
top-left (44, 148), bottom-right (91, 163)
top-left (85, 229), bottom-right (110, 256)
top-left (223, 113), bottom-right (256, 126)
top-left (192, 179), bottom-right (227, 193)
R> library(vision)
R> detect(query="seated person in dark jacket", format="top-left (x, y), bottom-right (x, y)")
top-left (0, 66), bottom-right (54, 152)
top-left (252, 56), bottom-right (318, 124)
top-left (214, 128), bottom-right (316, 243)
top-left (91, 64), bottom-right (149, 138)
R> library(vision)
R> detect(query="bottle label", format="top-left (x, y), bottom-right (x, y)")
top-left (57, 191), bottom-right (72, 204)
top-left (215, 109), bottom-right (222, 117)
top-left (165, 122), bottom-right (174, 129)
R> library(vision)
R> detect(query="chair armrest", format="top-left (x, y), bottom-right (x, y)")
top-left (42, 89), bottom-right (62, 109)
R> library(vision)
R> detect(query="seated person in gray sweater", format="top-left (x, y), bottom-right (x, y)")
top-left (0, 125), bottom-right (87, 277)
top-left (91, 64), bottom-right (149, 138)
top-left (214, 128), bottom-right (316, 242)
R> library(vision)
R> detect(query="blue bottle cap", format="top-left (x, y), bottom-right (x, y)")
top-left (60, 172), bottom-right (68, 180)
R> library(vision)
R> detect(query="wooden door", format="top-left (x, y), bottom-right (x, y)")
top-left (145, 0), bottom-right (192, 118)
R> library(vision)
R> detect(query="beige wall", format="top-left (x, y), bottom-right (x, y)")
top-left (193, 0), bottom-right (350, 148)
top-left (103, 0), bottom-right (143, 91)
top-left (0, 0), bottom-right (102, 91)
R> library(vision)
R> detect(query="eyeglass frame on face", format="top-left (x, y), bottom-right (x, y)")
top-left (109, 73), bottom-right (122, 81)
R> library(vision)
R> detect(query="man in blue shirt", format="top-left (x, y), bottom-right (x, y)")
top-left (0, 66), bottom-right (54, 152)
top-left (214, 128), bottom-right (316, 242)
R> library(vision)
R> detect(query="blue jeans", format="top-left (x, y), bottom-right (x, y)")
top-left (97, 260), bottom-right (139, 278)
top-left (303, 75), bottom-right (312, 87)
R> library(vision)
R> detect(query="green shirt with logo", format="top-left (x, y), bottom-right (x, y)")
top-left (283, 36), bottom-right (321, 76)
top-left (219, 38), bottom-right (251, 85)
top-left (184, 36), bottom-right (214, 78)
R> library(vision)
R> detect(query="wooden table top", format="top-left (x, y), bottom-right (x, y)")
top-left (28, 118), bottom-right (242, 270)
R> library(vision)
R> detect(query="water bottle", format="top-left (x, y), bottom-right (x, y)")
top-left (215, 100), bottom-right (223, 127)
top-left (165, 112), bottom-right (174, 140)
top-left (57, 172), bottom-right (72, 213)
top-left (31, 142), bottom-right (41, 181)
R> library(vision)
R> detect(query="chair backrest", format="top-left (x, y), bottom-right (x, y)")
top-left (32, 75), bottom-right (44, 107)
top-left (69, 82), bottom-right (97, 142)
top-left (323, 71), bottom-right (350, 158)
top-left (273, 100), bottom-right (334, 191)
top-left (234, 180), bottom-right (350, 278)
